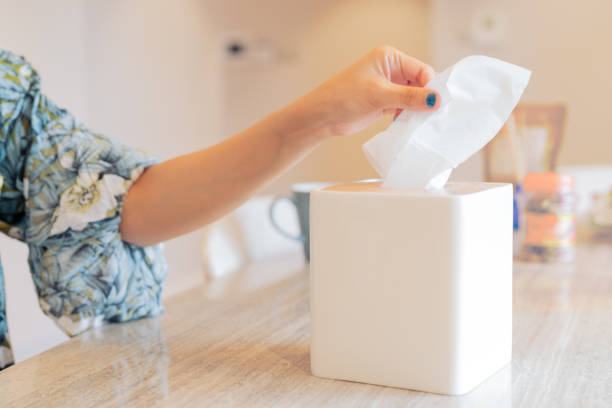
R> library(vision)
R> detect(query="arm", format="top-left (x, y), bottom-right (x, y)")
top-left (119, 46), bottom-right (439, 246)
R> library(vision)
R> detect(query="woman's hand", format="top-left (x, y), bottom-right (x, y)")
top-left (290, 45), bottom-right (439, 139)
top-left (120, 46), bottom-right (439, 246)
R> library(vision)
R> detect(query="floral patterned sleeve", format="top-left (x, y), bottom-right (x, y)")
top-left (0, 50), bottom-right (167, 369)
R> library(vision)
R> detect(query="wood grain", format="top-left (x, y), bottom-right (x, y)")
top-left (1, 246), bottom-right (611, 407)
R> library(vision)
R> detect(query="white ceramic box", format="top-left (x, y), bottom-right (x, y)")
top-left (310, 181), bottom-right (513, 395)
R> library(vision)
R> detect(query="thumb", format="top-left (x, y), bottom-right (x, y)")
top-left (383, 83), bottom-right (440, 112)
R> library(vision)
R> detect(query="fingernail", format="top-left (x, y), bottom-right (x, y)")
top-left (393, 116), bottom-right (397, 122)
top-left (426, 93), bottom-right (437, 108)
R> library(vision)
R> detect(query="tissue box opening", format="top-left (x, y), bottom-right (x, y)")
top-left (309, 181), bottom-right (513, 395)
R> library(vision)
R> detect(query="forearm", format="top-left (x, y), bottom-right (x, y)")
top-left (119, 96), bottom-right (328, 246)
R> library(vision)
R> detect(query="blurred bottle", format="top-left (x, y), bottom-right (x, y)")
top-left (520, 172), bottom-right (576, 262)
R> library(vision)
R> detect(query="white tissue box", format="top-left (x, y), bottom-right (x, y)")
top-left (310, 181), bottom-right (513, 395)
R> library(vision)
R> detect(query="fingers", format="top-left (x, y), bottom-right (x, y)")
top-left (383, 82), bottom-right (440, 112)
top-left (396, 52), bottom-right (435, 87)
top-left (376, 45), bottom-right (435, 87)
top-left (371, 46), bottom-right (438, 116)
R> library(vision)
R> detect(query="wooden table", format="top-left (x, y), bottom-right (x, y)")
top-left (2, 245), bottom-right (611, 407)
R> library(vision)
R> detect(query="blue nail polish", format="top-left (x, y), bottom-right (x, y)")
top-left (393, 116), bottom-right (397, 122)
top-left (426, 93), bottom-right (437, 108)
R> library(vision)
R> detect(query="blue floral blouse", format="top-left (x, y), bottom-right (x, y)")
top-left (0, 50), bottom-right (167, 369)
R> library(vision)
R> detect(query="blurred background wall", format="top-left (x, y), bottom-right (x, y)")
top-left (1, 0), bottom-right (610, 362)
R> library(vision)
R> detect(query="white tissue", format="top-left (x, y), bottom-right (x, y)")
top-left (363, 55), bottom-right (531, 189)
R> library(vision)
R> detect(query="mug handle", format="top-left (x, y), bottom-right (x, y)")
top-left (269, 196), bottom-right (305, 242)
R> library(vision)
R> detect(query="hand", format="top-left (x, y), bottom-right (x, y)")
top-left (294, 45), bottom-right (439, 138)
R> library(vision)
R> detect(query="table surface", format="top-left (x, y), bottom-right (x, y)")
top-left (1, 245), bottom-right (611, 407)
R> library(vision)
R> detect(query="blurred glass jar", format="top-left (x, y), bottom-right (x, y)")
top-left (520, 173), bottom-right (576, 263)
